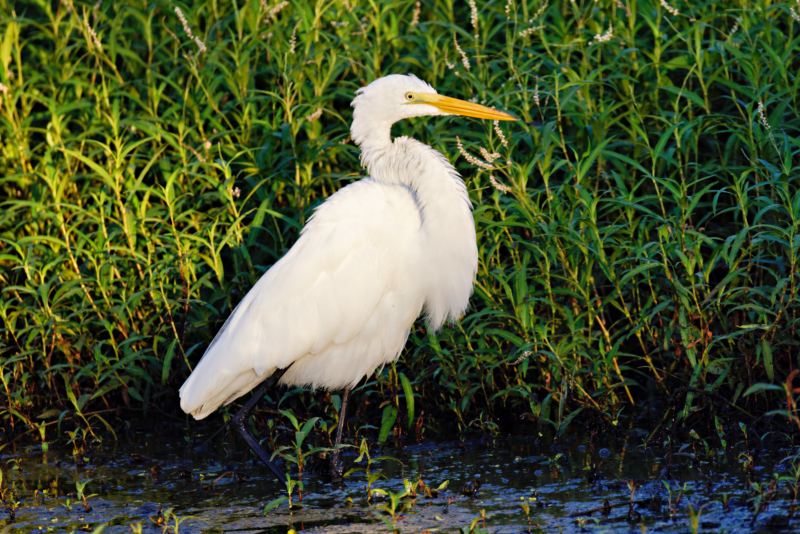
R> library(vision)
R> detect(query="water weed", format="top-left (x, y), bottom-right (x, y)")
top-left (0, 0), bottom-right (798, 445)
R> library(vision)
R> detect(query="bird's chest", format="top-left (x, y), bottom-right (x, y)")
top-left (418, 204), bottom-right (478, 326)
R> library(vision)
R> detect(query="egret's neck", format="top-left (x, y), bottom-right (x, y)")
top-left (351, 112), bottom-right (472, 219)
top-left (359, 134), bottom-right (472, 226)
top-left (351, 115), bottom-right (393, 170)
top-left (354, 130), bottom-right (477, 331)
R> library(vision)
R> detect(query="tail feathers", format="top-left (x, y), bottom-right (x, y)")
top-left (180, 363), bottom-right (276, 420)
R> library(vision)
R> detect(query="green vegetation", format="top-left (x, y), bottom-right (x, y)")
top-left (1, 0), bottom-right (798, 439)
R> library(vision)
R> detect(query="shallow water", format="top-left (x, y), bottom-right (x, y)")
top-left (1, 419), bottom-right (798, 533)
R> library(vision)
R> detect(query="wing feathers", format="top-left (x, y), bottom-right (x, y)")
top-left (179, 180), bottom-right (422, 419)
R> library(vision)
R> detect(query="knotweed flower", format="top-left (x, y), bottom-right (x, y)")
top-left (493, 120), bottom-right (508, 148)
top-left (194, 36), bottom-right (207, 53)
top-left (530, 1), bottom-right (548, 22)
top-left (444, 49), bottom-right (455, 70)
top-left (469, 0), bottom-right (479, 39)
top-left (519, 25), bottom-right (543, 37)
top-left (266, 1), bottom-right (289, 23)
top-left (0, 82), bottom-right (8, 97)
top-left (480, 147), bottom-right (501, 163)
top-left (505, 0), bottom-right (513, 19)
top-left (305, 108), bottom-right (323, 121)
top-left (289, 22), bottom-right (300, 54)
top-left (204, 140), bottom-right (212, 150)
top-left (659, 0), bottom-right (679, 17)
top-left (589, 23), bottom-right (613, 45)
top-left (519, 3), bottom-right (548, 37)
top-left (182, 141), bottom-right (206, 163)
top-left (175, 7), bottom-right (194, 39)
top-left (411, 1), bottom-right (421, 26)
top-left (175, 7), bottom-right (207, 53)
top-left (534, 82), bottom-right (540, 107)
top-left (456, 136), bottom-right (493, 170)
top-left (85, 17), bottom-right (103, 51)
top-left (615, 0), bottom-right (631, 17)
top-left (453, 34), bottom-right (470, 71)
top-left (757, 101), bottom-right (770, 131)
top-left (757, 100), bottom-right (776, 145)
top-left (512, 351), bottom-right (533, 365)
top-left (489, 175), bottom-right (512, 193)
top-left (728, 16), bottom-right (741, 39)
top-left (229, 187), bottom-right (241, 198)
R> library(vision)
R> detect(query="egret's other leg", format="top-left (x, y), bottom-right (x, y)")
top-left (330, 388), bottom-right (351, 480)
top-left (227, 370), bottom-right (287, 483)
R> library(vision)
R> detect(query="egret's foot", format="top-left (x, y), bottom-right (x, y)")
top-left (330, 449), bottom-right (345, 482)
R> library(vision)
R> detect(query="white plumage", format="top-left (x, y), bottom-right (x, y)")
top-left (180, 74), bottom-right (516, 420)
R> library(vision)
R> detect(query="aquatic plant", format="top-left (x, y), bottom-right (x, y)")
top-left (345, 437), bottom-right (401, 502)
top-left (263, 475), bottom-right (304, 512)
top-left (375, 486), bottom-right (408, 531)
top-left (271, 409), bottom-right (322, 476)
top-left (75, 479), bottom-right (95, 513)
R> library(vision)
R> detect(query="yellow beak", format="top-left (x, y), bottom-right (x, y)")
top-left (411, 93), bottom-right (518, 121)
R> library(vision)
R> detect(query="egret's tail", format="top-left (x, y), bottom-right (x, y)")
top-left (178, 300), bottom-right (277, 419)
top-left (179, 364), bottom-right (271, 420)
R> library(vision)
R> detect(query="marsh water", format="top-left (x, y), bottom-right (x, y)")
top-left (1, 416), bottom-right (798, 533)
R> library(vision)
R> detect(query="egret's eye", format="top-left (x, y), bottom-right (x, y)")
top-left (405, 93), bottom-right (414, 101)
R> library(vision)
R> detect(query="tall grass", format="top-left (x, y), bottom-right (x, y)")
top-left (1, 0), bottom-right (798, 436)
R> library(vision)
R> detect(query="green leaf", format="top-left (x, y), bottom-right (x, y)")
top-left (378, 406), bottom-right (398, 443)
top-left (296, 417), bottom-right (320, 447)
top-left (279, 409), bottom-right (300, 431)
top-left (161, 338), bottom-right (178, 386)
top-left (619, 262), bottom-right (661, 286)
top-left (651, 122), bottom-right (682, 171)
top-left (558, 407), bottom-right (585, 435)
top-left (127, 387), bottom-right (143, 402)
top-left (743, 383), bottom-right (783, 396)
top-left (263, 496), bottom-right (288, 514)
top-left (398, 372), bottom-right (415, 430)
top-left (761, 340), bottom-right (774, 382)
top-left (354, 438), bottom-right (368, 463)
top-left (1, 21), bottom-right (16, 77)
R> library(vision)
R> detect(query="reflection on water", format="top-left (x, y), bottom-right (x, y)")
top-left (1, 418), bottom-right (797, 533)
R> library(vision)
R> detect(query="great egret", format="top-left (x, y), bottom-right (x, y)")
top-left (180, 74), bottom-right (517, 482)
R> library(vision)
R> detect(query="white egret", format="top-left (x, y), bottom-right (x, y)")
top-left (179, 74), bottom-right (517, 481)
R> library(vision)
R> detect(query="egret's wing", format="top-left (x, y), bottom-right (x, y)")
top-left (179, 180), bottom-right (419, 419)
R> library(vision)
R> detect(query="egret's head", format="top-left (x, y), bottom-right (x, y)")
top-left (350, 74), bottom-right (516, 148)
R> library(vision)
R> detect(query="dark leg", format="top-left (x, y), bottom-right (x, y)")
top-left (330, 388), bottom-right (351, 481)
top-left (232, 408), bottom-right (286, 483)
top-left (200, 369), bottom-right (288, 484)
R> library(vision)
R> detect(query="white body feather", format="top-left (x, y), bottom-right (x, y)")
top-left (180, 75), bottom-right (478, 419)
